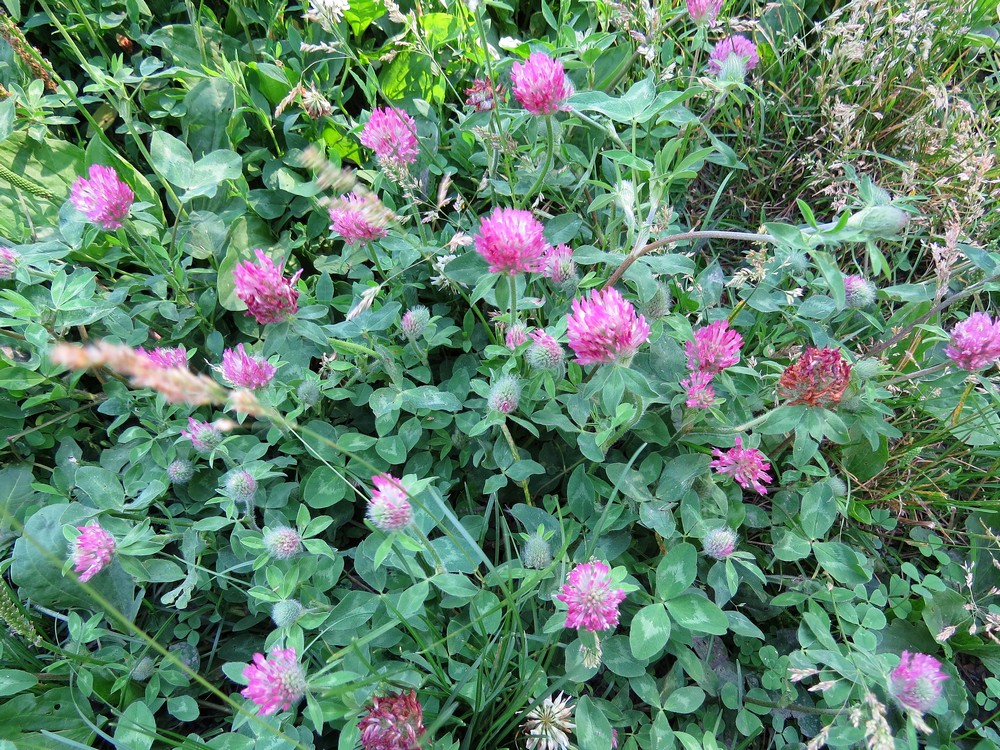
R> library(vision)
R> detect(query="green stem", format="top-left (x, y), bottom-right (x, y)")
top-left (508, 273), bottom-right (518, 328)
top-left (744, 696), bottom-right (844, 716)
top-left (882, 361), bottom-right (951, 387)
top-left (523, 116), bottom-right (554, 206)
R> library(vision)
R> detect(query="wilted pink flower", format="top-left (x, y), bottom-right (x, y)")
top-left (526, 330), bottom-right (565, 373)
top-left (687, 0), bottom-right (722, 26)
top-left (890, 652), bottom-right (948, 713)
top-left (359, 107), bottom-right (419, 171)
top-left (566, 287), bottom-right (650, 365)
top-left (523, 692), bottom-right (575, 750)
top-left (465, 78), bottom-right (505, 112)
top-left (329, 193), bottom-right (389, 245)
top-left (681, 371), bottom-right (715, 409)
top-left (510, 52), bottom-right (574, 115)
top-left (240, 647), bottom-right (307, 716)
top-left (71, 523), bottom-right (116, 582)
top-left (506, 323), bottom-right (531, 348)
top-left (216, 344), bottom-right (276, 390)
top-left (777, 347), bottom-right (852, 408)
top-left (358, 690), bottom-right (426, 750)
top-left (707, 35), bottom-right (759, 78)
top-left (368, 474), bottom-right (413, 532)
top-left (488, 374), bottom-right (522, 414)
top-left (703, 527), bottom-right (738, 559)
top-left (181, 418), bottom-right (223, 453)
top-left (556, 560), bottom-right (626, 631)
top-left (136, 345), bottom-right (187, 369)
top-left (233, 249), bottom-right (302, 325)
top-left (685, 320), bottom-right (743, 374)
top-left (710, 436), bottom-right (772, 495)
top-left (843, 274), bottom-right (877, 308)
top-left (944, 312), bottom-right (1000, 371)
top-left (542, 243), bottom-right (577, 285)
top-left (69, 165), bottom-right (134, 229)
top-left (0, 247), bottom-right (19, 279)
top-left (475, 208), bottom-right (548, 275)
top-left (263, 527), bottom-right (303, 559)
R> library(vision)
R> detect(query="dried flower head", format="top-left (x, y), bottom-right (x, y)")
top-left (328, 193), bottom-right (390, 245)
top-left (681, 371), bottom-right (716, 409)
top-left (556, 560), bottom-right (627, 631)
top-left (703, 527), bottom-right (738, 559)
top-left (71, 523), bottom-right (116, 582)
top-left (465, 78), bottom-right (505, 112)
top-left (216, 344), bottom-right (276, 390)
top-left (263, 527), bottom-right (303, 559)
top-left (181, 418), bottom-right (224, 453)
top-left (474, 208), bottom-right (548, 275)
top-left (566, 287), bottom-right (650, 366)
top-left (510, 52), bottom-right (574, 115)
top-left (69, 165), bottom-right (134, 229)
top-left (710, 436), bottom-right (772, 495)
top-left (523, 692), bottom-right (575, 750)
top-left (0, 247), bottom-right (19, 279)
top-left (239, 647), bottom-right (307, 716)
top-left (358, 690), bottom-right (426, 750)
top-left (304, 0), bottom-right (351, 29)
top-left (707, 35), bottom-right (759, 80)
top-left (233, 250), bottom-right (302, 325)
top-left (944, 312), bottom-right (1000, 371)
top-left (368, 474), bottom-right (413, 532)
top-left (359, 107), bottom-right (419, 175)
top-left (685, 320), bottom-right (743, 374)
top-left (137, 345), bottom-right (188, 369)
top-left (776, 347), bottom-right (852, 408)
top-left (890, 651), bottom-right (948, 713)
top-left (488, 374), bottom-right (522, 414)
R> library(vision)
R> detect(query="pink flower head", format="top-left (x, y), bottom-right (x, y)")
top-left (542, 243), bottom-right (577, 285)
top-left (510, 52), bottom-right (574, 115)
top-left (69, 165), bottom-right (134, 230)
top-left (329, 193), bottom-right (389, 245)
top-left (216, 344), bottom-right (276, 390)
top-left (359, 107), bottom-right (419, 171)
top-left (526, 330), bottom-right (565, 373)
top-left (776, 347), bottom-right (852, 408)
top-left (465, 78), bottom-right (506, 112)
top-left (136, 345), bottom-right (188, 369)
top-left (505, 323), bottom-right (531, 349)
top-left (181, 418), bottom-right (223, 453)
top-left (488, 374), bottom-right (522, 414)
top-left (687, 0), bottom-right (723, 26)
top-left (233, 249), bottom-right (302, 325)
top-left (368, 474), bottom-right (413, 532)
top-left (890, 651), bottom-right (948, 713)
top-left (566, 287), bottom-right (651, 365)
top-left (685, 319), bottom-right (743, 374)
top-left (681, 371), bottom-right (716, 409)
top-left (240, 647), bottom-right (307, 716)
top-left (475, 208), bottom-right (548, 275)
top-left (710, 436), bottom-right (772, 495)
top-left (263, 527), bottom-right (303, 559)
top-left (707, 35), bottom-right (759, 78)
top-left (358, 690), bottom-right (426, 750)
top-left (703, 527), bottom-right (738, 559)
top-left (556, 560), bottom-right (627, 631)
top-left (944, 312), bottom-right (1000, 371)
top-left (0, 247), bottom-right (19, 279)
top-left (71, 523), bottom-right (116, 582)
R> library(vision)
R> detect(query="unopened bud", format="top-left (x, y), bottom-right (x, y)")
top-left (487, 375), bottom-right (521, 414)
top-left (264, 527), bottom-right (303, 560)
top-left (525, 331), bottom-right (565, 374)
top-left (298, 379), bottom-right (321, 407)
top-left (400, 305), bottom-right (430, 340)
top-left (167, 459), bottom-right (194, 484)
top-left (642, 283), bottom-right (672, 320)
top-left (522, 533), bottom-right (553, 569)
top-left (703, 527), bottom-right (738, 560)
top-left (846, 205), bottom-right (910, 239)
top-left (225, 470), bottom-right (257, 503)
top-left (843, 274), bottom-right (877, 308)
top-left (271, 599), bottom-right (305, 628)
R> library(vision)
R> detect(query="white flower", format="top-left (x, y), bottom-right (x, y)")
top-left (523, 692), bottom-right (575, 750)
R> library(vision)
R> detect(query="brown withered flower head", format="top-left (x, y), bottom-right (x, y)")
top-left (776, 347), bottom-right (852, 408)
top-left (464, 78), bottom-right (506, 112)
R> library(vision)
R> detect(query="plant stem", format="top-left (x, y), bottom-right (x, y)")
top-left (508, 273), bottom-right (518, 328)
top-left (743, 696), bottom-right (844, 716)
top-left (882, 361), bottom-right (951, 387)
top-left (523, 116), bottom-right (555, 206)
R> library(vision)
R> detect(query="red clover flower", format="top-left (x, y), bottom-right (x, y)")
top-left (465, 78), bottom-right (505, 112)
top-left (474, 208), bottom-right (548, 275)
top-left (367, 474), bottom-right (413, 532)
top-left (510, 52), bottom-right (574, 115)
top-left (776, 347), bottom-right (852, 408)
top-left (69, 165), bottom-right (134, 230)
top-left (0, 247), bottom-right (19, 279)
top-left (566, 287), bottom-right (650, 365)
top-left (526, 330), bottom-right (565, 374)
top-left (556, 560), bottom-right (627, 632)
top-left (542, 243), bottom-right (577, 286)
top-left (328, 193), bottom-right (390, 245)
top-left (681, 371), bottom-right (716, 409)
top-left (890, 651), bottom-right (948, 713)
top-left (233, 249), bottom-right (301, 325)
top-left (216, 344), bottom-right (276, 390)
top-left (359, 107), bottom-right (419, 174)
top-left (685, 319), bottom-right (743, 374)
top-left (707, 35), bottom-right (759, 80)
top-left (358, 690), bottom-right (426, 750)
top-left (264, 527), bottom-right (303, 559)
top-left (703, 527), bottom-right (738, 560)
top-left (506, 323), bottom-right (531, 349)
top-left (240, 647), bottom-right (307, 716)
top-left (843, 274), bottom-right (877, 309)
top-left (181, 418), bottom-right (223, 453)
top-left (488, 374), bottom-right (522, 414)
top-left (71, 523), bottom-right (116, 582)
top-left (944, 312), bottom-right (1000, 371)
top-left (687, 0), bottom-right (722, 26)
top-left (710, 436), bottom-right (772, 495)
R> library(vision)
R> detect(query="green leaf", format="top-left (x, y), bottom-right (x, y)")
top-left (630, 604), bottom-right (671, 660)
top-left (0, 670), bottom-right (37, 697)
top-left (302, 466), bottom-right (349, 509)
top-left (167, 695), bottom-right (199, 722)
top-left (0, 367), bottom-right (43, 390)
top-left (576, 695), bottom-right (615, 750)
top-left (662, 686), bottom-right (705, 714)
top-left (74, 466), bottom-right (125, 510)
top-left (431, 573), bottom-right (479, 600)
top-left (655, 542), bottom-right (697, 599)
top-left (665, 594), bottom-right (729, 635)
top-left (772, 528), bottom-right (811, 561)
top-left (113, 701), bottom-right (156, 750)
top-left (813, 541), bottom-right (873, 585)
top-left (800, 482), bottom-right (836, 539)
